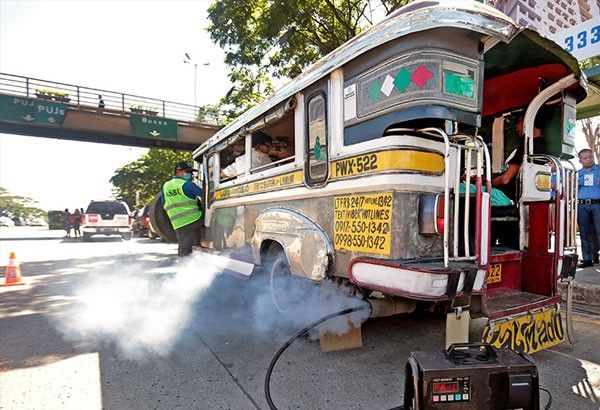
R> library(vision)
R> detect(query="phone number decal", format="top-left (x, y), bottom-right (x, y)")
top-left (333, 192), bottom-right (392, 255)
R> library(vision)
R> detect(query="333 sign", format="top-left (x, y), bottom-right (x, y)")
top-left (551, 19), bottom-right (600, 61)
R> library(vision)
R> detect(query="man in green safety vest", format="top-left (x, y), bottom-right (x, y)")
top-left (161, 162), bottom-right (204, 256)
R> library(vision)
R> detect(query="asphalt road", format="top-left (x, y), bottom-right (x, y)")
top-left (0, 227), bottom-right (599, 409)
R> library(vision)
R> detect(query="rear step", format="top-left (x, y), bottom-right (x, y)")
top-left (484, 290), bottom-right (561, 319)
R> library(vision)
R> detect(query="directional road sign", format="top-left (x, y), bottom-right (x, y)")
top-left (130, 114), bottom-right (178, 140)
top-left (0, 94), bottom-right (67, 125)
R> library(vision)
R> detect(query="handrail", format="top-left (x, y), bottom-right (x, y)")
top-left (530, 155), bottom-right (578, 255)
top-left (0, 72), bottom-right (223, 125)
top-left (417, 128), bottom-right (483, 267)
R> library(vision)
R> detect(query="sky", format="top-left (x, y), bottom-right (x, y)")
top-left (0, 0), bottom-right (231, 211)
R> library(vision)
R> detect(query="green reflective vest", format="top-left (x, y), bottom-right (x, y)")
top-left (162, 178), bottom-right (202, 229)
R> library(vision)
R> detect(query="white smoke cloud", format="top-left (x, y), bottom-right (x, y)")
top-left (55, 253), bottom-right (370, 360)
top-left (56, 255), bottom-right (220, 359)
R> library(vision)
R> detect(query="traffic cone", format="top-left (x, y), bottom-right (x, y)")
top-left (1, 252), bottom-right (24, 287)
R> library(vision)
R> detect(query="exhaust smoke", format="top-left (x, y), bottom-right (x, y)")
top-left (55, 253), bottom-right (370, 360)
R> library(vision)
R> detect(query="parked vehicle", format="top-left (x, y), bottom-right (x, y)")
top-left (11, 217), bottom-right (26, 226)
top-left (27, 218), bottom-right (47, 226)
top-left (131, 205), bottom-right (158, 238)
top-left (81, 200), bottom-right (132, 241)
top-left (0, 216), bottom-right (15, 227)
top-left (152, 1), bottom-right (588, 353)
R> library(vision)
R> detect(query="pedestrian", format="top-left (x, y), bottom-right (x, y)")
top-left (98, 95), bottom-right (105, 109)
top-left (71, 209), bottom-right (81, 238)
top-left (63, 208), bottom-right (71, 237)
top-left (576, 148), bottom-right (600, 267)
top-left (162, 162), bottom-right (203, 256)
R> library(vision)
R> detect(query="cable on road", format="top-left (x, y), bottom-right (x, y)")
top-left (539, 386), bottom-right (553, 410)
top-left (264, 305), bottom-right (370, 410)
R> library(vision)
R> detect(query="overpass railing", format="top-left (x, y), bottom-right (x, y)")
top-left (0, 72), bottom-right (222, 125)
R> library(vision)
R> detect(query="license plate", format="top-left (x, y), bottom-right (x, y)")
top-left (482, 305), bottom-right (563, 353)
top-left (486, 263), bottom-right (502, 284)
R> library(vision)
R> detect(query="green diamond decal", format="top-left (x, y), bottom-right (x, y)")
top-left (393, 68), bottom-right (411, 92)
top-left (368, 81), bottom-right (381, 101)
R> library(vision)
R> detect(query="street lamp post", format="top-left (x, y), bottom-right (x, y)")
top-left (183, 52), bottom-right (209, 107)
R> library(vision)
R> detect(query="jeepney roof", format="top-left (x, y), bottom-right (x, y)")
top-left (194, 0), bottom-right (579, 157)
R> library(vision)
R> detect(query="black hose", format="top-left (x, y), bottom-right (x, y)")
top-left (264, 305), bottom-right (370, 410)
top-left (540, 386), bottom-right (553, 410)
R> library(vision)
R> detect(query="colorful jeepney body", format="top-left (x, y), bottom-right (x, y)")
top-left (191, 1), bottom-right (586, 353)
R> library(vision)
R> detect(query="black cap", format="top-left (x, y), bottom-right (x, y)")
top-left (252, 131), bottom-right (272, 146)
top-left (174, 162), bottom-right (193, 173)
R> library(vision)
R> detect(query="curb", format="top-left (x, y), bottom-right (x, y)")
top-left (557, 281), bottom-right (600, 307)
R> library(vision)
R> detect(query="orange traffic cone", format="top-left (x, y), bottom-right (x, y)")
top-left (1, 252), bottom-right (24, 287)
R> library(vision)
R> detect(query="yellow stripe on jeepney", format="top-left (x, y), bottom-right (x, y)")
top-left (215, 149), bottom-right (444, 200)
top-left (331, 149), bottom-right (444, 179)
top-left (216, 170), bottom-right (303, 200)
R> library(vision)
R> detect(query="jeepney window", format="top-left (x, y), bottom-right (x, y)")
top-left (306, 93), bottom-right (328, 183)
top-left (207, 154), bottom-right (215, 206)
top-left (251, 107), bottom-right (296, 174)
top-left (219, 136), bottom-right (246, 181)
top-left (195, 157), bottom-right (204, 184)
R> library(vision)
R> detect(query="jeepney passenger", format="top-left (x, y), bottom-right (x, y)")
top-left (490, 113), bottom-right (546, 248)
top-left (221, 132), bottom-right (273, 178)
top-left (491, 113), bottom-right (547, 200)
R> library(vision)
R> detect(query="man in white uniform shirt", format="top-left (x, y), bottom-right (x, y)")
top-left (221, 131), bottom-right (273, 178)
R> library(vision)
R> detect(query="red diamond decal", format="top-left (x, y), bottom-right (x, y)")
top-left (411, 65), bottom-right (433, 88)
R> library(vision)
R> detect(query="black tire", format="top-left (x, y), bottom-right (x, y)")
top-left (265, 250), bottom-right (318, 314)
top-left (148, 192), bottom-right (177, 243)
top-left (122, 233), bottom-right (132, 241)
top-left (82, 233), bottom-right (92, 242)
top-left (265, 250), bottom-right (293, 314)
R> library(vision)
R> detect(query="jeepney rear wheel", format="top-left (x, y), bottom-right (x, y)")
top-left (265, 247), bottom-right (319, 314)
top-left (264, 247), bottom-right (293, 314)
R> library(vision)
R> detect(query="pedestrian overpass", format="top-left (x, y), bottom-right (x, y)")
top-left (0, 73), bottom-right (222, 151)
top-left (1, 69), bottom-right (598, 152)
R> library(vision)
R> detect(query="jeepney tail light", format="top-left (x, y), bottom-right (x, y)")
top-left (436, 195), bottom-right (445, 234)
top-left (418, 194), bottom-right (445, 236)
top-left (87, 214), bottom-right (99, 223)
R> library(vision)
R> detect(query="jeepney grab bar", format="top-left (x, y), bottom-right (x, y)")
top-left (417, 128), bottom-right (488, 268)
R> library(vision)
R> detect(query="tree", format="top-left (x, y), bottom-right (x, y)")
top-left (0, 187), bottom-right (46, 221)
top-left (110, 149), bottom-right (193, 208)
top-left (578, 58), bottom-right (600, 160)
top-left (207, 0), bottom-right (414, 117)
top-left (579, 56), bottom-right (600, 70)
top-left (580, 118), bottom-right (600, 160)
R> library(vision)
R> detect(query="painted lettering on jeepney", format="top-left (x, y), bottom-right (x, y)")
top-left (333, 192), bottom-right (392, 255)
top-left (215, 171), bottom-right (301, 200)
top-left (486, 264), bottom-right (502, 284)
top-left (482, 306), bottom-right (564, 354)
top-left (331, 150), bottom-right (444, 179)
top-left (334, 154), bottom-right (378, 177)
